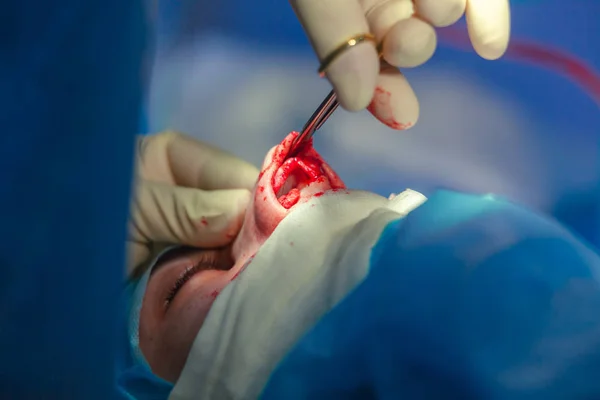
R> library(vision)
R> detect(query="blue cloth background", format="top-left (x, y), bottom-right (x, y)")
top-left (0, 0), bottom-right (145, 397)
top-left (262, 191), bottom-right (600, 399)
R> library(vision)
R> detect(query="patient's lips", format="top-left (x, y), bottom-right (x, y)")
top-left (232, 132), bottom-right (345, 266)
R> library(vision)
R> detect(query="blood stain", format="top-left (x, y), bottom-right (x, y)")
top-left (231, 269), bottom-right (242, 281)
top-left (368, 87), bottom-right (413, 130)
top-left (279, 189), bottom-right (301, 209)
top-left (231, 255), bottom-right (255, 281)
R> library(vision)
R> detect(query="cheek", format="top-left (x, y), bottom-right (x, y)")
top-left (137, 273), bottom-right (225, 382)
top-left (141, 296), bottom-right (216, 382)
top-left (138, 293), bottom-right (164, 371)
top-left (164, 301), bottom-right (212, 350)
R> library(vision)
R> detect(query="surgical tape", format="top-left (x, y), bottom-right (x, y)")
top-left (170, 189), bottom-right (427, 400)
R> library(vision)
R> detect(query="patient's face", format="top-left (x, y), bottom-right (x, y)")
top-left (138, 132), bottom-right (345, 382)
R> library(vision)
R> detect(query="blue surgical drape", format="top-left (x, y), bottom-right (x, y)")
top-left (0, 0), bottom-right (146, 397)
top-left (263, 191), bottom-right (600, 399)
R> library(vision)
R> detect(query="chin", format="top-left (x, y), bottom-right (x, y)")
top-left (232, 132), bottom-right (346, 265)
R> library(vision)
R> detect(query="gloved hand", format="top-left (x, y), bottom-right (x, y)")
top-left (291, 0), bottom-right (510, 128)
top-left (128, 130), bottom-right (259, 273)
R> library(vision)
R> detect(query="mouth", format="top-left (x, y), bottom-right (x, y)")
top-left (269, 132), bottom-right (345, 209)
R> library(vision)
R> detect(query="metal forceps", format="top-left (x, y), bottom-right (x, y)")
top-left (288, 89), bottom-right (339, 156)
top-left (287, 32), bottom-right (379, 156)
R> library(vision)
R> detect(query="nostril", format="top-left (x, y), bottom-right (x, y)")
top-left (277, 174), bottom-right (299, 198)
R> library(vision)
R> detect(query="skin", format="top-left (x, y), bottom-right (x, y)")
top-left (138, 132), bottom-right (345, 382)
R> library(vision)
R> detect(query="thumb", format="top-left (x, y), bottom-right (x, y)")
top-left (129, 180), bottom-right (251, 250)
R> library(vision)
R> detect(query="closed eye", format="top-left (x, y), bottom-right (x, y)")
top-left (162, 247), bottom-right (234, 309)
top-left (164, 262), bottom-right (206, 308)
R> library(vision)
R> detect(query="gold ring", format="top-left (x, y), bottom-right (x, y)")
top-left (318, 33), bottom-right (378, 77)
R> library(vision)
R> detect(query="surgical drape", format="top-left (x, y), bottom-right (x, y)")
top-left (263, 191), bottom-right (600, 399)
top-left (0, 0), bottom-right (146, 397)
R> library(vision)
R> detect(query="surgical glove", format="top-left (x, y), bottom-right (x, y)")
top-left (290, 0), bottom-right (510, 127)
top-left (128, 131), bottom-right (259, 273)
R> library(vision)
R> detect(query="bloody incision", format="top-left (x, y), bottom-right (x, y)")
top-left (269, 132), bottom-right (345, 209)
top-left (234, 131), bottom-right (346, 263)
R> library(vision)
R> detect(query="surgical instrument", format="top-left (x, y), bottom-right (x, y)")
top-left (288, 89), bottom-right (339, 156)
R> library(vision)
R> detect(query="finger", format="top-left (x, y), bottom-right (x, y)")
top-left (465, 0), bottom-right (510, 60)
top-left (381, 17), bottom-right (437, 68)
top-left (130, 180), bottom-right (251, 249)
top-left (290, 0), bottom-right (379, 111)
top-left (361, 0), bottom-right (414, 40)
top-left (414, 0), bottom-right (466, 27)
top-left (139, 131), bottom-right (260, 190)
top-left (167, 133), bottom-right (260, 190)
top-left (367, 64), bottom-right (419, 130)
top-left (361, 0), bottom-right (435, 68)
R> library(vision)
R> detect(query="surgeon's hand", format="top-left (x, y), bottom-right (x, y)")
top-left (128, 130), bottom-right (259, 273)
top-left (291, 0), bottom-right (510, 128)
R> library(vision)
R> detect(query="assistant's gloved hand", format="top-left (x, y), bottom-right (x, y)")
top-left (128, 130), bottom-right (259, 273)
top-left (291, 0), bottom-right (510, 128)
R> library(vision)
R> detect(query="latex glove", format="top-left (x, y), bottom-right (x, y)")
top-left (128, 130), bottom-right (259, 273)
top-left (290, 0), bottom-right (510, 128)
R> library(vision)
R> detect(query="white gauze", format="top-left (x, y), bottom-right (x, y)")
top-left (170, 189), bottom-right (427, 400)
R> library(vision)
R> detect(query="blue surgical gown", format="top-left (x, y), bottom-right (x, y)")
top-left (262, 191), bottom-right (600, 399)
top-left (0, 0), bottom-right (146, 398)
